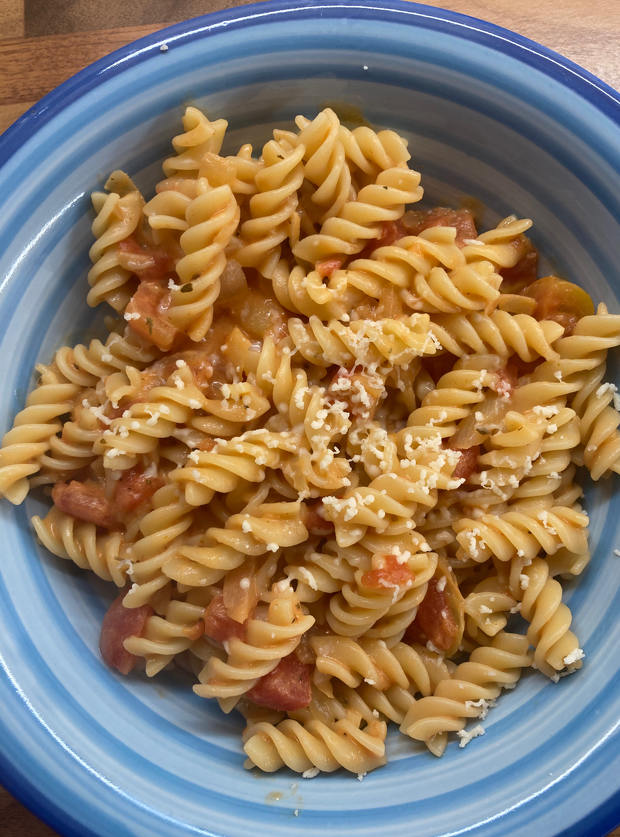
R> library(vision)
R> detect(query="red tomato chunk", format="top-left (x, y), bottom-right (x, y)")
top-left (402, 207), bottom-right (477, 246)
top-left (449, 445), bottom-right (480, 480)
top-left (361, 554), bottom-right (414, 590)
top-left (125, 281), bottom-right (179, 351)
top-left (405, 576), bottom-right (460, 653)
top-left (52, 480), bottom-right (115, 528)
top-left (99, 593), bottom-right (153, 675)
top-left (113, 467), bottom-right (163, 516)
top-left (315, 257), bottom-right (343, 279)
top-left (246, 652), bottom-right (312, 711)
top-left (524, 275), bottom-right (594, 336)
top-left (203, 594), bottom-right (247, 644)
top-left (302, 500), bottom-right (335, 536)
top-left (118, 236), bottom-right (175, 285)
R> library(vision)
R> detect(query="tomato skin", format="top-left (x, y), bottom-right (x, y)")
top-left (316, 257), bottom-right (343, 279)
top-left (125, 281), bottom-right (179, 350)
top-left (52, 480), bottom-right (116, 528)
top-left (246, 653), bottom-right (312, 712)
top-left (404, 573), bottom-right (463, 656)
top-left (524, 275), bottom-right (594, 336)
top-left (361, 554), bottom-right (415, 590)
top-left (203, 594), bottom-right (247, 643)
top-left (118, 236), bottom-right (175, 284)
top-left (448, 445), bottom-right (480, 480)
top-left (401, 207), bottom-right (477, 246)
top-left (113, 467), bottom-right (163, 516)
top-left (356, 220), bottom-right (408, 260)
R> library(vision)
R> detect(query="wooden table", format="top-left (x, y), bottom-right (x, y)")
top-left (0, 1), bottom-right (618, 834)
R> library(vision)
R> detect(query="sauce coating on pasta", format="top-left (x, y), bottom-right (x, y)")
top-left (2, 105), bottom-right (618, 774)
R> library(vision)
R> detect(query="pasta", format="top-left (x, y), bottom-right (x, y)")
top-left (3, 105), bottom-right (619, 775)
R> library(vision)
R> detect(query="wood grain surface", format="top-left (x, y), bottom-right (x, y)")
top-left (0, 1), bottom-right (618, 836)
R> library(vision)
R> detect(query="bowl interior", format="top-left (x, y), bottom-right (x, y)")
top-left (0, 4), bottom-right (619, 837)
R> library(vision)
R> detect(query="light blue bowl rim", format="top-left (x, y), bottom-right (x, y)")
top-left (0, 2), bottom-right (619, 836)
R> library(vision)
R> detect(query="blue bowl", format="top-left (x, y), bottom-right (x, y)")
top-left (0, 2), bottom-right (619, 835)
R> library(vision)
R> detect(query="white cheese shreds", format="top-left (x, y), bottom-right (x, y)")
top-left (457, 724), bottom-right (485, 748)
top-left (563, 648), bottom-right (585, 666)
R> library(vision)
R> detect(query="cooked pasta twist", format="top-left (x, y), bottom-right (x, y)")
top-left (294, 109), bottom-right (352, 221)
top-left (170, 428), bottom-right (302, 506)
top-left (430, 310), bottom-right (563, 361)
top-left (242, 712), bottom-right (387, 774)
top-left (0, 375), bottom-right (80, 503)
top-left (171, 180), bottom-right (240, 340)
top-left (339, 123), bottom-right (411, 178)
top-left (400, 632), bottom-right (532, 755)
top-left (162, 501), bottom-right (308, 588)
top-left (87, 187), bottom-right (144, 311)
top-left (162, 106), bottom-right (227, 179)
top-left (235, 139), bottom-right (305, 278)
top-left (31, 506), bottom-right (125, 585)
top-left (270, 261), bottom-right (354, 319)
top-left (293, 166), bottom-right (423, 263)
top-left (512, 557), bottom-right (583, 678)
top-left (194, 584), bottom-right (315, 700)
top-left (325, 548), bottom-right (436, 637)
top-left (123, 589), bottom-right (209, 677)
top-left (95, 365), bottom-right (208, 470)
top-left (454, 505), bottom-right (589, 563)
top-left (288, 313), bottom-right (439, 369)
top-left (310, 635), bottom-right (450, 697)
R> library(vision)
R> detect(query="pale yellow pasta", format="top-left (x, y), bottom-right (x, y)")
top-left (3, 106), bottom-right (616, 775)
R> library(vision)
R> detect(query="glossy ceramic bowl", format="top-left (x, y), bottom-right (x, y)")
top-left (0, 2), bottom-right (619, 835)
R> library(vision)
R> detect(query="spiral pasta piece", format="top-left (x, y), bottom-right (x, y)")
top-left (163, 501), bottom-right (308, 588)
top-left (235, 139), bottom-right (305, 277)
top-left (339, 123), bottom-right (411, 178)
top-left (294, 166), bottom-right (423, 264)
top-left (430, 310), bottom-right (563, 361)
top-left (288, 313), bottom-right (439, 369)
top-left (194, 584), bottom-right (314, 700)
top-left (0, 375), bottom-right (80, 503)
top-left (242, 712), bottom-right (387, 774)
top-left (400, 632), bottom-right (532, 754)
top-left (95, 365), bottom-right (208, 470)
top-left (310, 635), bottom-right (450, 697)
top-left (162, 106), bottom-right (227, 179)
top-left (454, 505), bottom-right (589, 563)
top-left (31, 506), bottom-right (125, 585)
top-left (124, 589), bottom-right (209, 676)
top-left (294, 109), bottom-right (352, 221)
top-left (170, 428), bottom-right (301, 505)
top-left (171, 180), bottom-right (240, 340)
top-left (87, 187), bottom-right (144, 311)
top-left (513, 557), bottom-right (583, 678)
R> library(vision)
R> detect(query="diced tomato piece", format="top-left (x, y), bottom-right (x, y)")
top-left (302, 500), bottom-right (335, 536)
top-left (401, 207), bottom-right (477, 246)
top-left (523, 275), bottom-right (594, 336)
top-left (422, 353), bottom-right (456, 384)
top-left (99, 593), bottom-right (153, 675)
top-left (493, 363), bottom-right (519, 399)
top-left (118, 236), bottom-right (175, 285)
top-left (203, 594), bottom-right (247, 644)
top-left (357, 220), bottom-right (408, 260)
top-left (113, 467), bottom-right (163, 516)
top-left (448, 445), bottom-right (480, 480)
top-left (125, 281), bottom-right (180, 351)
top-left (315, 257), bottom-right (343, 279)
top-left (246, 652), bottom-right (312, 711)
top-left (361, 554), bottom-right (415, 590)
top-left (500, 239), bottom-right (538, 294)
top-left (404, 576), bottom-right (461, 654)
top-left (52, 480), bottom-right (116, 528)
